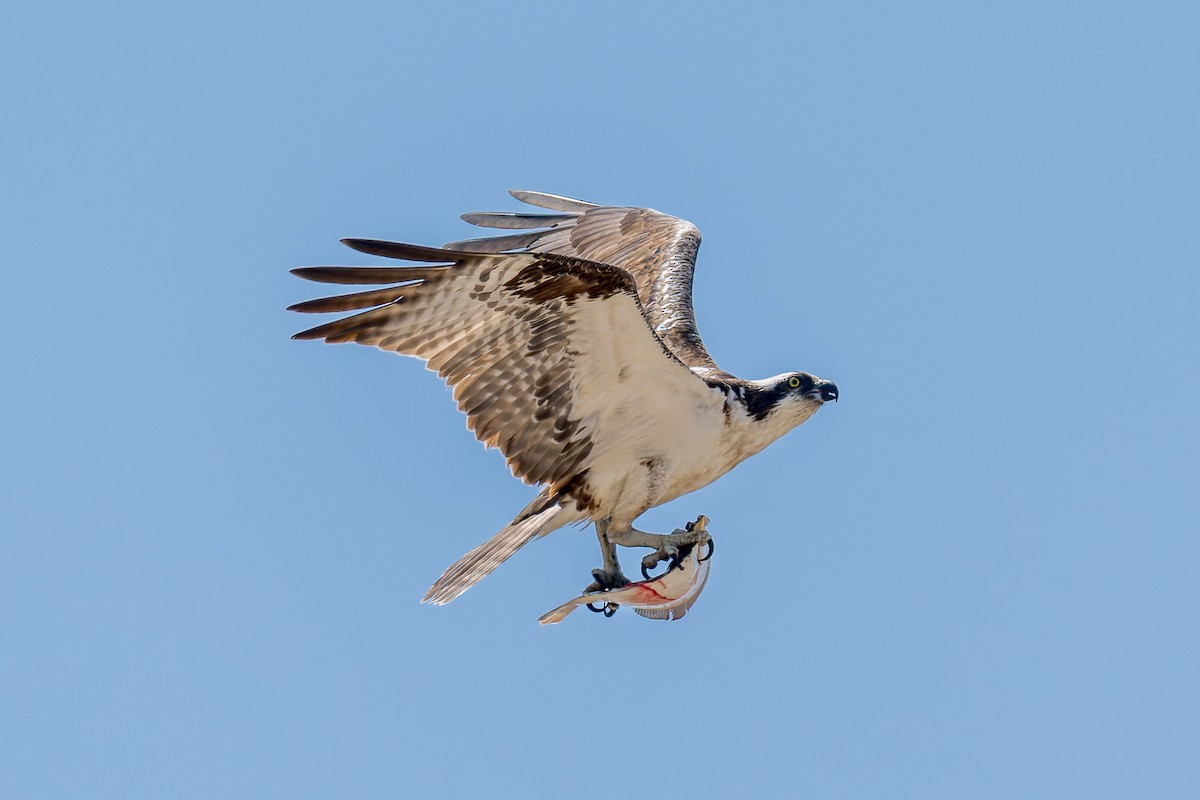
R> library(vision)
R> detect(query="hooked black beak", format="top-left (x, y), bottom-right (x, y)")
top-left (813, 380), bottom-right (839, 403)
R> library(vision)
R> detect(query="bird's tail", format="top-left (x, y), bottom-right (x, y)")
top-left (422, 500), bottom-right (572, 605)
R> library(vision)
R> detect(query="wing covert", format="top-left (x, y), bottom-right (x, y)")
top-left (445, 190), bottom-right (722, 374)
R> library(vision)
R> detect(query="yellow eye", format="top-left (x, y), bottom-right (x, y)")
top-left (787, 376), bottom-right (801, 389)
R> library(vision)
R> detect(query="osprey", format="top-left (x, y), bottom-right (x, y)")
top-left (290, 190), bottom-right (839, 604)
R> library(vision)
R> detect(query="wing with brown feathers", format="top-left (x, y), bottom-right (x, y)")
top-left (444, 190), bottom-right (720, 373)
top-left (290, 239), bottom-right (718, 490)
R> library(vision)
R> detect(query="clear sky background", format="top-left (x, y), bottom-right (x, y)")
top-left (3, 1), bottom-right (1197, 798)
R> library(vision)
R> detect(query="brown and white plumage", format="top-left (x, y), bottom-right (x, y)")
top-left (446, 190), bottom-right (722, 376)
top-left (291, 190), bottom-right (839, 605)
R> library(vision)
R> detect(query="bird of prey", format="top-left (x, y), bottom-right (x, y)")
top-left (290, 190), bottom-right (839, 605)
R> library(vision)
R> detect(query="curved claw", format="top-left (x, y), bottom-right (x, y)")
top-left (587, 568), bottom-right (630, 594)
top-left (643, 537), bottom-right (714, 579)
top-left (641, 551), bottom-right (675, 581)
top-left (586, 602), bottom-right (606, 613)
top-left (587, 601), bottom-right (618, 616)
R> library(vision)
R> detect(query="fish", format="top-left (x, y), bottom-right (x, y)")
top-left (538, 522), bottom-right (713, 625)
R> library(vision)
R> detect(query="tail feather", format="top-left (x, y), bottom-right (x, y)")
top-left (422, 503), bottom-right (569, 605)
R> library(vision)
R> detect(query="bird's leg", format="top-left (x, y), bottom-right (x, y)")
top-left (608, 515), bottom-right (713, 579)
top-left (584, 518), bottom-right (631, 593)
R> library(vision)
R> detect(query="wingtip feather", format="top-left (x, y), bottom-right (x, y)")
top-left (508, 189), bottom-right (598, 212)
top-left (340, 238), bottom-right (459, 262)
top-left (291, 328), bottom-right (322, 340)
top-left (460, 211), bottom-right (576, 230)
top-left (443, 232), bottom-right (541, 253)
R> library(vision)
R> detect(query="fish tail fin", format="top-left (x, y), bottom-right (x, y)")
top-left (422, 501), bottom-right (570, 605)
top-left (537, 598), bottom-right (583, 626)
top-left (634, 607), bottom-right (672, 620)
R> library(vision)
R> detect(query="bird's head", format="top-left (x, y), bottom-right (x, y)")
top-left (743, 371), bottom-right (839, 424)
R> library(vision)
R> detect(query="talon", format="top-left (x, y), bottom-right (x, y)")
top-left (586, 567), bottom-right (630, 594)
top-left (584, 570), bottom-right (604, 594)
top-left (586, 601), bottom-right (620, 617)
top-left (699, 537), bottom-right (715, 562)
top-left (640, 551), bottom-right (663, 580)
top-left (640, 548), bottom-right (675, 581)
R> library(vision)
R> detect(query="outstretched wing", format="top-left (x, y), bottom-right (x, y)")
top-left (290, 240), bottom-right (719, 491)
top-left (444, 190), bottom-right (722, 374)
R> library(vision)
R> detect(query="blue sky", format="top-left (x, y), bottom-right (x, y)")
top-left (3, 1), bottom-right (1197, 797)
